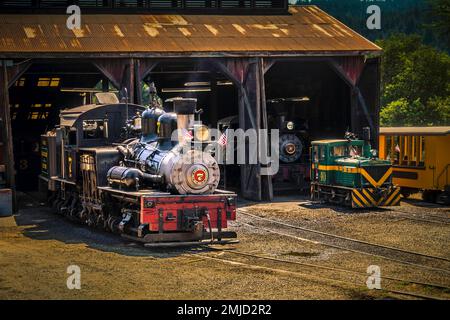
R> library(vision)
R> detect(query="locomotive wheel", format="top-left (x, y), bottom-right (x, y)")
top-left (107, 216), bottom-right (119, 233)
top-left (422, 190), bottom-right (438, 203)
top-left (79, 208), bottom-right (87, 222)
top-left (55, 200), bottom-right (64, 215)
top-left (96, 214), bottom-right (105, 229)
top-left (47, 191), bottom-right (57, 207)
top-left (400, 191), bottom-right (411, 199)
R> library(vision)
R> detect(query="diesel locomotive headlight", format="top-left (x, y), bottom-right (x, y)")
top-left (194, 125), bottom-right (210, 142)
top-left (286, 121), bottom-right (294, 130)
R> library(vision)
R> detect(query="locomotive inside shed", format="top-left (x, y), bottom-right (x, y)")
top-left (1, 3), bottom-right (381, 204)
top-left (7, 58), bottom-right (368, 196)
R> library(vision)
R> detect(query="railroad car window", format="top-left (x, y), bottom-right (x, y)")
top-left (69, 131), bottom-right (77, 145)
top-left (420, 136), bottom-right (425, 165)
top-left (82, 120), bottom-right (107, 139)
top-left (15, 78), bottom-right (25, 87)
top-left (390, 135), bottom-right (425, 167)
top-left (37, 77), bottom-right (60, 87)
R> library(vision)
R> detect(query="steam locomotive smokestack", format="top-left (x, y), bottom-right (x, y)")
top-left (166, 97), bottom-right (197, 143)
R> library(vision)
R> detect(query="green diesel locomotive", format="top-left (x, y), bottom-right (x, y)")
top-left (310, 135), bottom-right (401, 208)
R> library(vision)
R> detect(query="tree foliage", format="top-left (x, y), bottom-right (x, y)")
top-left (377, 34), bottom-right (450, 126)
top-left (427, 0), bottom-right (450, 48)
top-left (295, 0), bottom-right (442, 47)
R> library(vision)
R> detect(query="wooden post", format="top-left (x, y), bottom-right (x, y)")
top-left (0, 61), bottom-right (16, 213)
top-left (209, 72), bottom-right (218, 127)
top-left (129, 58), bottom-right (135, 104)
top-left (212, 58), bottom-right (262, 201)
top-left (102, 77), bottom-right (109, 92)
top-left (258, 57), bottom-right (273, 201)
top-left (350, 86), bottom-right (359, 133)
top-left (134, 58), bottom-right (142, 105)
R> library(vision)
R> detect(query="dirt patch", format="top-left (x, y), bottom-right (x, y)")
top-left (0, 194), bottom-right (448, 299)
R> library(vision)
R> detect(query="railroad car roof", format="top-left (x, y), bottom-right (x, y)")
top-left (380, 127), bottom-right (450, 136)
top-left (0, 6), bottom-right (381, 57)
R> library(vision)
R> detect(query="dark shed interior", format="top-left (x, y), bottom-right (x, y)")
top-left (0, 5), bottom-right (382, 209)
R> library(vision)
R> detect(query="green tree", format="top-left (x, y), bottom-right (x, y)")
top-left (427, 0), bottom-right (450, 48)
top-left (377, 34), bottom-right (450, 126)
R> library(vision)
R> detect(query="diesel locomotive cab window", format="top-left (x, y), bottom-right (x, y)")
top-left (331, 146), bottom-right (347, 157)
top-left (349, 146), bottom-right (361, 157)
top-left (313, 146), bottom-right (319, 162)
top-left (331, 145), bottom-right (362, 158)
top-left (319, 147), bottom-right (326, 161)
top-left (82, 120), bottom-right (107, 139)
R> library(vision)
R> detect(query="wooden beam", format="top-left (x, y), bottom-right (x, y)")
top-left (259, 57), bottom-right (273, 201)
top-left (0, 62), bottom-right (16, 213)
top-left (212, 58), bottom-right (262, 201)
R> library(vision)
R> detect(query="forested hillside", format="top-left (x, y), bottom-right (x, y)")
top-left (295, 0), bottom-right (450, 127)
top-left (295, 0), bottom-right (439, 48)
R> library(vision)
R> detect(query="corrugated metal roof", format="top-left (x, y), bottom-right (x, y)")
top-left (0, 6), bottom-right (381, 56)
top-left (380, 127), bottom-right (450, 136)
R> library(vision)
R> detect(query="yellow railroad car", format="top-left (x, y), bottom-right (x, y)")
top-left (379, 127), bottom-right (450, 204)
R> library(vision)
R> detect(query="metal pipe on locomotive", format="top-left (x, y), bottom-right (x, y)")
top-left (40, 94), bottom-right (237, 245)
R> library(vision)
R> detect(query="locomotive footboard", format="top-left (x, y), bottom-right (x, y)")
top-left (98, 187), bottom-right (238, 245)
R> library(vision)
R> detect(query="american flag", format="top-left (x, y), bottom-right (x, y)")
top-left (183, 129), bottom-right (193, 140)
top-left (218, 130), bottom-right (228, 146)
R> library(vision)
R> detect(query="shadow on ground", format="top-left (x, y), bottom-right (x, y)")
top-left (401, 197), bottom-right (450, 210)
top-left (12, 193), bottom-right (219, 259)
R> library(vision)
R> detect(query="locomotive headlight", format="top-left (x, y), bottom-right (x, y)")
top-left (286, 121), bottom-right (294, 130)
top-left (194, 125), bottom-right (210, 142)
top-left (133, 117), bottom-right (142, 130)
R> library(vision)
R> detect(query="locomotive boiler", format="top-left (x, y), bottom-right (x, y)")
top-left (107, 98), bottom-right (220, 195)
top-left (40, 94), bottom-right (237, 246)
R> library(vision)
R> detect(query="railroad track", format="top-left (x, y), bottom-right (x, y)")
top-left (237, 209), bottom-right (450, 275)
top-left (191, 250), bottom-right (448, 300)
top-left (387, 208), bottom-right (450, 226)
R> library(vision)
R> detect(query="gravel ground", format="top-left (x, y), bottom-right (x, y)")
top-left (0, 193), bottom-right (448, 300)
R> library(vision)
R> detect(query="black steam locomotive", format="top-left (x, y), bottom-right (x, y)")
top-left (217, 97), bottom-right (310, 192)
top-left (39, 94), bottom-right (237, 246)
top-left (267, 97), bottom-right (310, 192)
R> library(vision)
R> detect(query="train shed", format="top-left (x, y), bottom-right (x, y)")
top-left (0, 1), bottom-right (382, 211)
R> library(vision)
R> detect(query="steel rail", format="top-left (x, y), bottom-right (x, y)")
top-left (238, 209), bottom-right (450, 263)
top-left (238, 210), bottom-right (450, 274)
top-left (217, 249), bottom-right (450, 291)
top-left (194, 253), bottom-right (444, 300)
top-left (240, 220), bottom-right (450, 274)
top-left (388, 209), bottom-right (450, 225)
